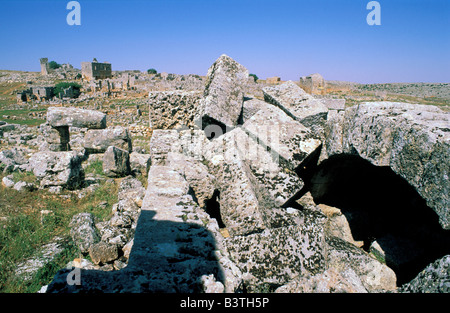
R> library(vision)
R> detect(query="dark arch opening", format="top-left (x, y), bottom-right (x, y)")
top-left (300, 153), bottom-right (450, 286)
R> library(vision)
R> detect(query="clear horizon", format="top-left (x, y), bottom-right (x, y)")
top-left (0, 0), bottom-right (449, 84)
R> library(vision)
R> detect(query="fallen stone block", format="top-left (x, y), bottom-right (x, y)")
top-left (196, 54), bottom-right (249, 130)
top-left (148, 90), bottom-right (202, 129)
top-left (89, 242), bottom-right (119, 265)
top-left (69, 213), bottom-right (101, 254)
top-left (129, 152), bottom-right (151, 176)
top-left (126, 165), bottom-right (224, 291)
top-left (325, 236), bottom-right (397, 292)
top-left (47, 107), bottom-right (107, 129)
top-left (275, 267), bottom-right (368, 293)
top-left (400, 255), bottom-right (450, 293)
top-left (39, 122), bottom-right (70, 151)
top-left (242, 99), bottom-right (322, 170)
top-left (241, 98), bottom-right (267, 124)
top-left (263, 80), bottom-right (328, 132)
top-left (84, 126), bottom-right (132, 153)
top-left (103, 146), bottom-right (131, 178)
top-left (204, 128), bottom-right (303, 236)
top-left (2, 175), bottom-right (15, 188)
top-left (225, 210), bottom-right (326, 290)
top-left (149, 130), bottom-right (181, 166)
top-left (28, 150), bottom-right (85, 189)
top-left (321, 98), bottom-right (346, 111)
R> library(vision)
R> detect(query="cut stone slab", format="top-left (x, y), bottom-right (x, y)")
top-left (204, 129), bottom-right (265, 236)
top-left (275, 267), bottom-right (368, 293)
top-left (149, 129), bottom-right (209, 166)
top-left (47, 107), bottom-right (106, 129)
top-left (168, 154), bottom-right (216, 210)
top-left (149, 129), bottom-right (215, 209)
top-left (126, 165), bottom-right (223, 291)
top-left (242, 100), bottom-right (322, 170)
top-left (47, 164), bottom-right (228, 293)
top-left (196, 54), bottom-right (249, 129)
top-left (84, 126), bottom-right (132, 153)
top-left (262, 80), bottom-right (328, 128)
top-left (224, 210), bottom-right (326, 290)
top-left (321, 98), bottom-right (346, 111)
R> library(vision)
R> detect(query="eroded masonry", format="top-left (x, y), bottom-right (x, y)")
top-left (7, 54), bottom-right (447, 293)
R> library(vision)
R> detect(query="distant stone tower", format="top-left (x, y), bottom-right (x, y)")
top-left (40, 58), bottom-right (49, 76)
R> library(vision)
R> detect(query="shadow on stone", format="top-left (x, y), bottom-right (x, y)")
top-left (46, 210), bottom-right (224, 293)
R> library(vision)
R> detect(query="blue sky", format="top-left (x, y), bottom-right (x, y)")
top-left (0, 0), bottom-right (449, 83)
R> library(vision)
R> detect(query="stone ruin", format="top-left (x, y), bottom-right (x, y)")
top-left (40, 58), bottom-right (50, 76)
top-left (81, 58), bottom-right (113, 81)
top-left (299, 73), bottom-right (326, 95)
top-left (44, 54), bottom-right (449, 293)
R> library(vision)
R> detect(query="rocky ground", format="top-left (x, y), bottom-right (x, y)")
top-left (0, 57), bottom-right (449, 293)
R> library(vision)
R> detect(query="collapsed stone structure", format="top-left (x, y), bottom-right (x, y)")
top-left (45, 54), bottom-right (449, 293)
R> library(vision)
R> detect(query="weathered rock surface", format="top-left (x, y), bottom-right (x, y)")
top-left (15, 238), bottom-right (65, 281)
top-left (242, 99), bottom-right (322, 170)
top-left (69, 213), bottom-right (100, 254)
top-left (325, 236), bottom-right (397, 292)
top-left (1, 175), bottom-right (15, 188)
top-left (203, 127), bottom-right (303, 236)
top-left (262, 80), bottom-right (328, 133)
top-left (149, 129), bottom-right (180, 166)
top-left (400, 255), bottom-right (450, 293)
top-left (47, 165), bottom-right (226, 293)
top-left (129, 152), bottom-right (151, 176)
top-left (148, 90), bottom-right (202, 129)
top-left (89, 242), bottom-right (119, 265)
top-left (0, 147), bottom-right (27, 170)
top-left (225, 210), bottom-right (326, 291)
top-left (275, 267), bottom-right (368, 293)
top-left (196, 54), bottom-right (249, 129)
top-left (28, 150), bottom-right (85, 189)
top-left (84, 126), bottom-right (132, 153)
top-left (241, 98), bottom-right (267, 124)
top-left (103, 146), bottom-right (131, 178)
top-left (321, 102), bottom-right (450, 230)
top-left (39, 122), bottom-right (70, 152)
top-left (47, 107), bottom-right (106, 129)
